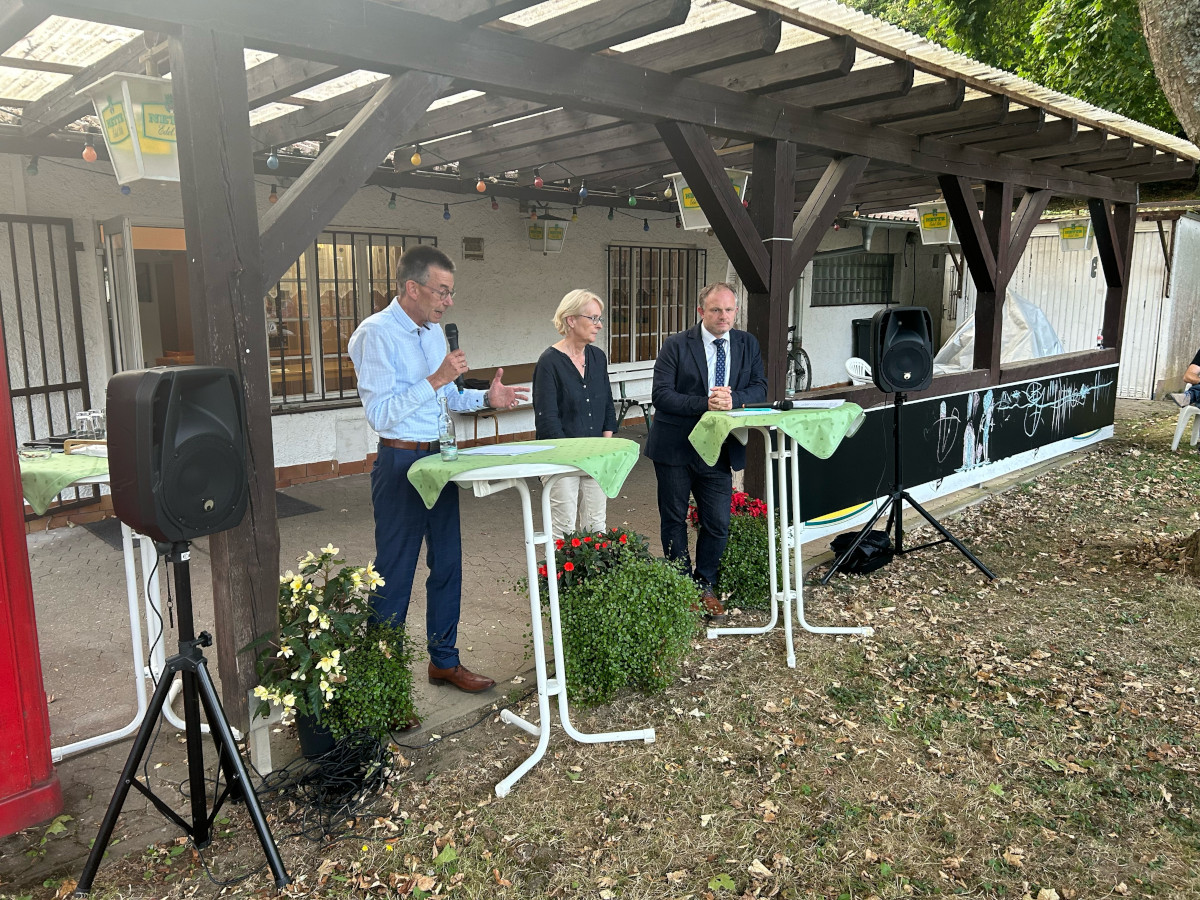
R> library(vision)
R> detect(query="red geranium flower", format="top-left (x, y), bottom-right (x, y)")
top-left (538, 564), bottom-right (547, 577)
top-left (618, 534), bottom-right (628, 544)
top-left (583, 535), bottom-right (593, 543)
top-left (563, 561), bottom-right (575, 572)
top-left (571, 538), bottom-right (582, 547)
top-left (555, 539), bottom-right (564, 549)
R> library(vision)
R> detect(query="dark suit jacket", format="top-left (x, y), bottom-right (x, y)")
top-left (646, 324), bottom-right (767, 469)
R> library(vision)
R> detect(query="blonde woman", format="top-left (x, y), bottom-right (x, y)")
top-left (533, 289), bottom-right (618, 539)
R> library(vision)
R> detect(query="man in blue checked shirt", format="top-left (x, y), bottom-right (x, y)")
top-left (349, 245), bottom-right (527, 704)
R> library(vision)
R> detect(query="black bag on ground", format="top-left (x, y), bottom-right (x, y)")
top-left (829, 529), bottom-right (894, 575)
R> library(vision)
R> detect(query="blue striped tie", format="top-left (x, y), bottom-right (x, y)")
top-left (714, 338), bottom-right (727, 388)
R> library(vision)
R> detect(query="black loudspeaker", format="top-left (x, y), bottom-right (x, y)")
top-left (106, 366), bottom-right (249, 543)
top-left (871, 306), bottom-right (933, 393)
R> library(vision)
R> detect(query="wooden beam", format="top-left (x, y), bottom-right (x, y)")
top-left (772, 60), bottom-right (915, 109)
top-left (744, 138), bottom-right (796, 499)
top-left (835, 78), bottom-right (965, 125)
top-left (39, 0), bottom-right (1139, 200)
top-left (658, 121), bottom-right (770, 293)
top-left (245, 55), bottom-right (343, 108)
top-left (0, 54), bottom-right (80, 74)
top-left (442, 110), bottom-right (630, 175)
top-left (1001, 186), bottom-right (1053, 287)
top-left (939, 174), bottom-right (996, 294)
top-left (1002, 127), bottom-right (1107, 161)
top-left (968, 117), bottom-right (1076, 154)
top-left (512, 0), bottom-right (691, 53)
top-left (20, 33), bottom-right (158, 139)
top-left (632, 10), bottom-right (781, 77)
top-left (897, 94), bottom-right (1009, 135)
top-left (698, 36), bottom-right (855, 93)
top-left (789, 155), bottom-right (869, 283)
top-left (461, 121), bottom-right (661, 177)
top-left (936, 107), bottom-right (1044, 144)
top-left (1089, 198), bottom-right (1137, 353)
top-left (260, 70), bottom-right (450, 290)
top-left (168, 26), bottom-right (278, 732)
top-left (747, 139), bottom-right (796, 406)
top-left (392, 0), bottom-right (545, 28)
top-left (253, 12), bottom-right (783, 153)
top-left (1042, 135), bottom-right (1133, 168)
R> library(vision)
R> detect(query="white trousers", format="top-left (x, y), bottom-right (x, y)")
top-left (544, 474), bottom-right (608, 540)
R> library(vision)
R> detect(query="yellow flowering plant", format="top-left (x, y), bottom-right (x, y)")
top-left (251, 544), bottom-right (385, 727)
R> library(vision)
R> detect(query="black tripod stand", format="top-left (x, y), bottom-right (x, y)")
top-left (75, 542), bottom-right (288, 895)
top-left (820, 392), bottom-right (995, 585)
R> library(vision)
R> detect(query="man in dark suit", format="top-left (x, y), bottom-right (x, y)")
top-left (647, 282), bottom-right (767, 621)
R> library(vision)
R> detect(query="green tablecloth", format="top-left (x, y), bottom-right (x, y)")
top-left (408, 437), bottom-right (640, 509)
top-left (688, 404), bottom-right (865, 466)
top-left (19, 453), bottom-right (109, 515)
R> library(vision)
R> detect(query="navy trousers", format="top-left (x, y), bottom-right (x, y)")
top-left (370, 445), bottom-right (461, 668)
top-left (654, 448), bottom-right (732, 589)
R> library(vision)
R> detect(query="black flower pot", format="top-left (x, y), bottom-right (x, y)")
top-left (295, 713), bottom-right (335, 759)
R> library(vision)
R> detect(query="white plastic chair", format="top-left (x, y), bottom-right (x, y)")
top-left (1172, 402), bottom-right (1200, 451)
top-left (845, 357), bottom-right (872, 386)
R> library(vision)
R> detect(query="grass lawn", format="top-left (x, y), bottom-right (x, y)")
top-left (25, 403), bottom-right (1200, 900)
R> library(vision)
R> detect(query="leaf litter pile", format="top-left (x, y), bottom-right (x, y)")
top-left (61, 404), bottom-right (1200, 899)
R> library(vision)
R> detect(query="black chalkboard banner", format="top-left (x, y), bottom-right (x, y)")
top-left (798, 366), bottom-right (1118, 523)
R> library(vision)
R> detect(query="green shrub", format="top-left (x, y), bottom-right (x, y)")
top-left (321, 623), bottom-right (416, 741)
top-left (552, 553), bottom-right (701, 706)
top-left (690, 492), bottom-right (775, 610)
top-left (717, 511), bottom-right (773, 609)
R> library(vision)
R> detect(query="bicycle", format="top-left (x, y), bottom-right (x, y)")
top-left (785, 325), bottom-right (812, 393)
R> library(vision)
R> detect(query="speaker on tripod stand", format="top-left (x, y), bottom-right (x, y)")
top-left (821, 307), bottom-right (994, 584)
top-left (75, 366), bottom-right (288, 895)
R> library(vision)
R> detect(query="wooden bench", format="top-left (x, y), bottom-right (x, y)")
top-left (459, 362), bottom-right (537, 442)
top-left (608, 359), bottom-right (656, 431)
top-left (457, 358), bottom-right (657, 442)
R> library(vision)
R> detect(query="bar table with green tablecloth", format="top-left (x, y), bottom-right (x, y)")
top-left (17, 453), bottom-right (198, 760)
top-left (688, 405), bottom-right (874, 666)
top-left (409, 437), bottom-right (654, 797)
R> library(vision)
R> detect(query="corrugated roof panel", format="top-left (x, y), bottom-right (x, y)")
top-left (734, 0), bottom-right (1200, 160)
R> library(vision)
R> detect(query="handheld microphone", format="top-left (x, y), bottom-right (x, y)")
top-left (737, 399), bottom-right (794, 411)
top-left (444, 323), bottom-right (465, 392)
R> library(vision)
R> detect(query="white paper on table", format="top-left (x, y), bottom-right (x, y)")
top-left (728, 408), bottom-right (782, 417)
top-left (458, 444), bottom-right (549, 456)
top-left (69, 444), bottom-right (109, 457)
top-left (791, 399), bottom-right (845, 409)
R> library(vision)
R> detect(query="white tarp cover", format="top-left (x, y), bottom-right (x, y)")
top-left (933, 289), bottom-right (1065, 373)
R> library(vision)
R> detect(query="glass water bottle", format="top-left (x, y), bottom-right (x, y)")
top-left (437, 395), bottom-right (458, 461)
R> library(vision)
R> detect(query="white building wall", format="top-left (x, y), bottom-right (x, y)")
top-left (8, 153), bottom-right (734, 470)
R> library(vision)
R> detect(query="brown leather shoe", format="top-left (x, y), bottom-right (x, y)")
top-left (428, 662), bottom-right (496, 693)
top-left (701, 589), bottom-right (728, 624)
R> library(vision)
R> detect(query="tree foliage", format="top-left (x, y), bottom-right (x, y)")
top-left (843, 0), bottom-right (1181, 134)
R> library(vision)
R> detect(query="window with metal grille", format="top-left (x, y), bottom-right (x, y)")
top-left (265, 231), bottom-right (437, 404)
top-left (606, 245), bottom-right (707, 363)
top-left (810, 251), bottom-right (894, 307)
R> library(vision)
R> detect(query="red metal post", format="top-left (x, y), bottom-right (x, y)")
top-left (0, 325), bottom-right (61, 837)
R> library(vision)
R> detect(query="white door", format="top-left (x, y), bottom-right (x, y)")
top-left (100, 216), bottom-right (144, 371)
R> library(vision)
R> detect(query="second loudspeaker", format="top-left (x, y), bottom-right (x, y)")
top-left (870, 306), bottom-right (933, 393)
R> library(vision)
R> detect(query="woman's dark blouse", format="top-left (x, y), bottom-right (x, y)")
top-left (533, 344), bottom-right (618, 439)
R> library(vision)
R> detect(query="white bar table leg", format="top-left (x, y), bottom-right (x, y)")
top-left (496, 477), bottom-right (552, 797)
top-left (788, 435), bottom-right (874, 638)
top-left (707, 425), bottom-right (780, 641)
top-left (541, 474), bottom-right (654, 747)
top-left (51, 523), bottom-right (150, 761)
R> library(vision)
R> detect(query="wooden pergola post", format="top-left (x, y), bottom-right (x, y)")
top-left (169, 27), bottom-right (279, 729)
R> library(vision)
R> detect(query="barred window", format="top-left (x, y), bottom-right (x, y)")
top-left (265, 232), bottom-right (436, 404)
top-left (810, 251), bottom-right (894, 307)
top-left (606, 245), bottom-right (707, 363)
